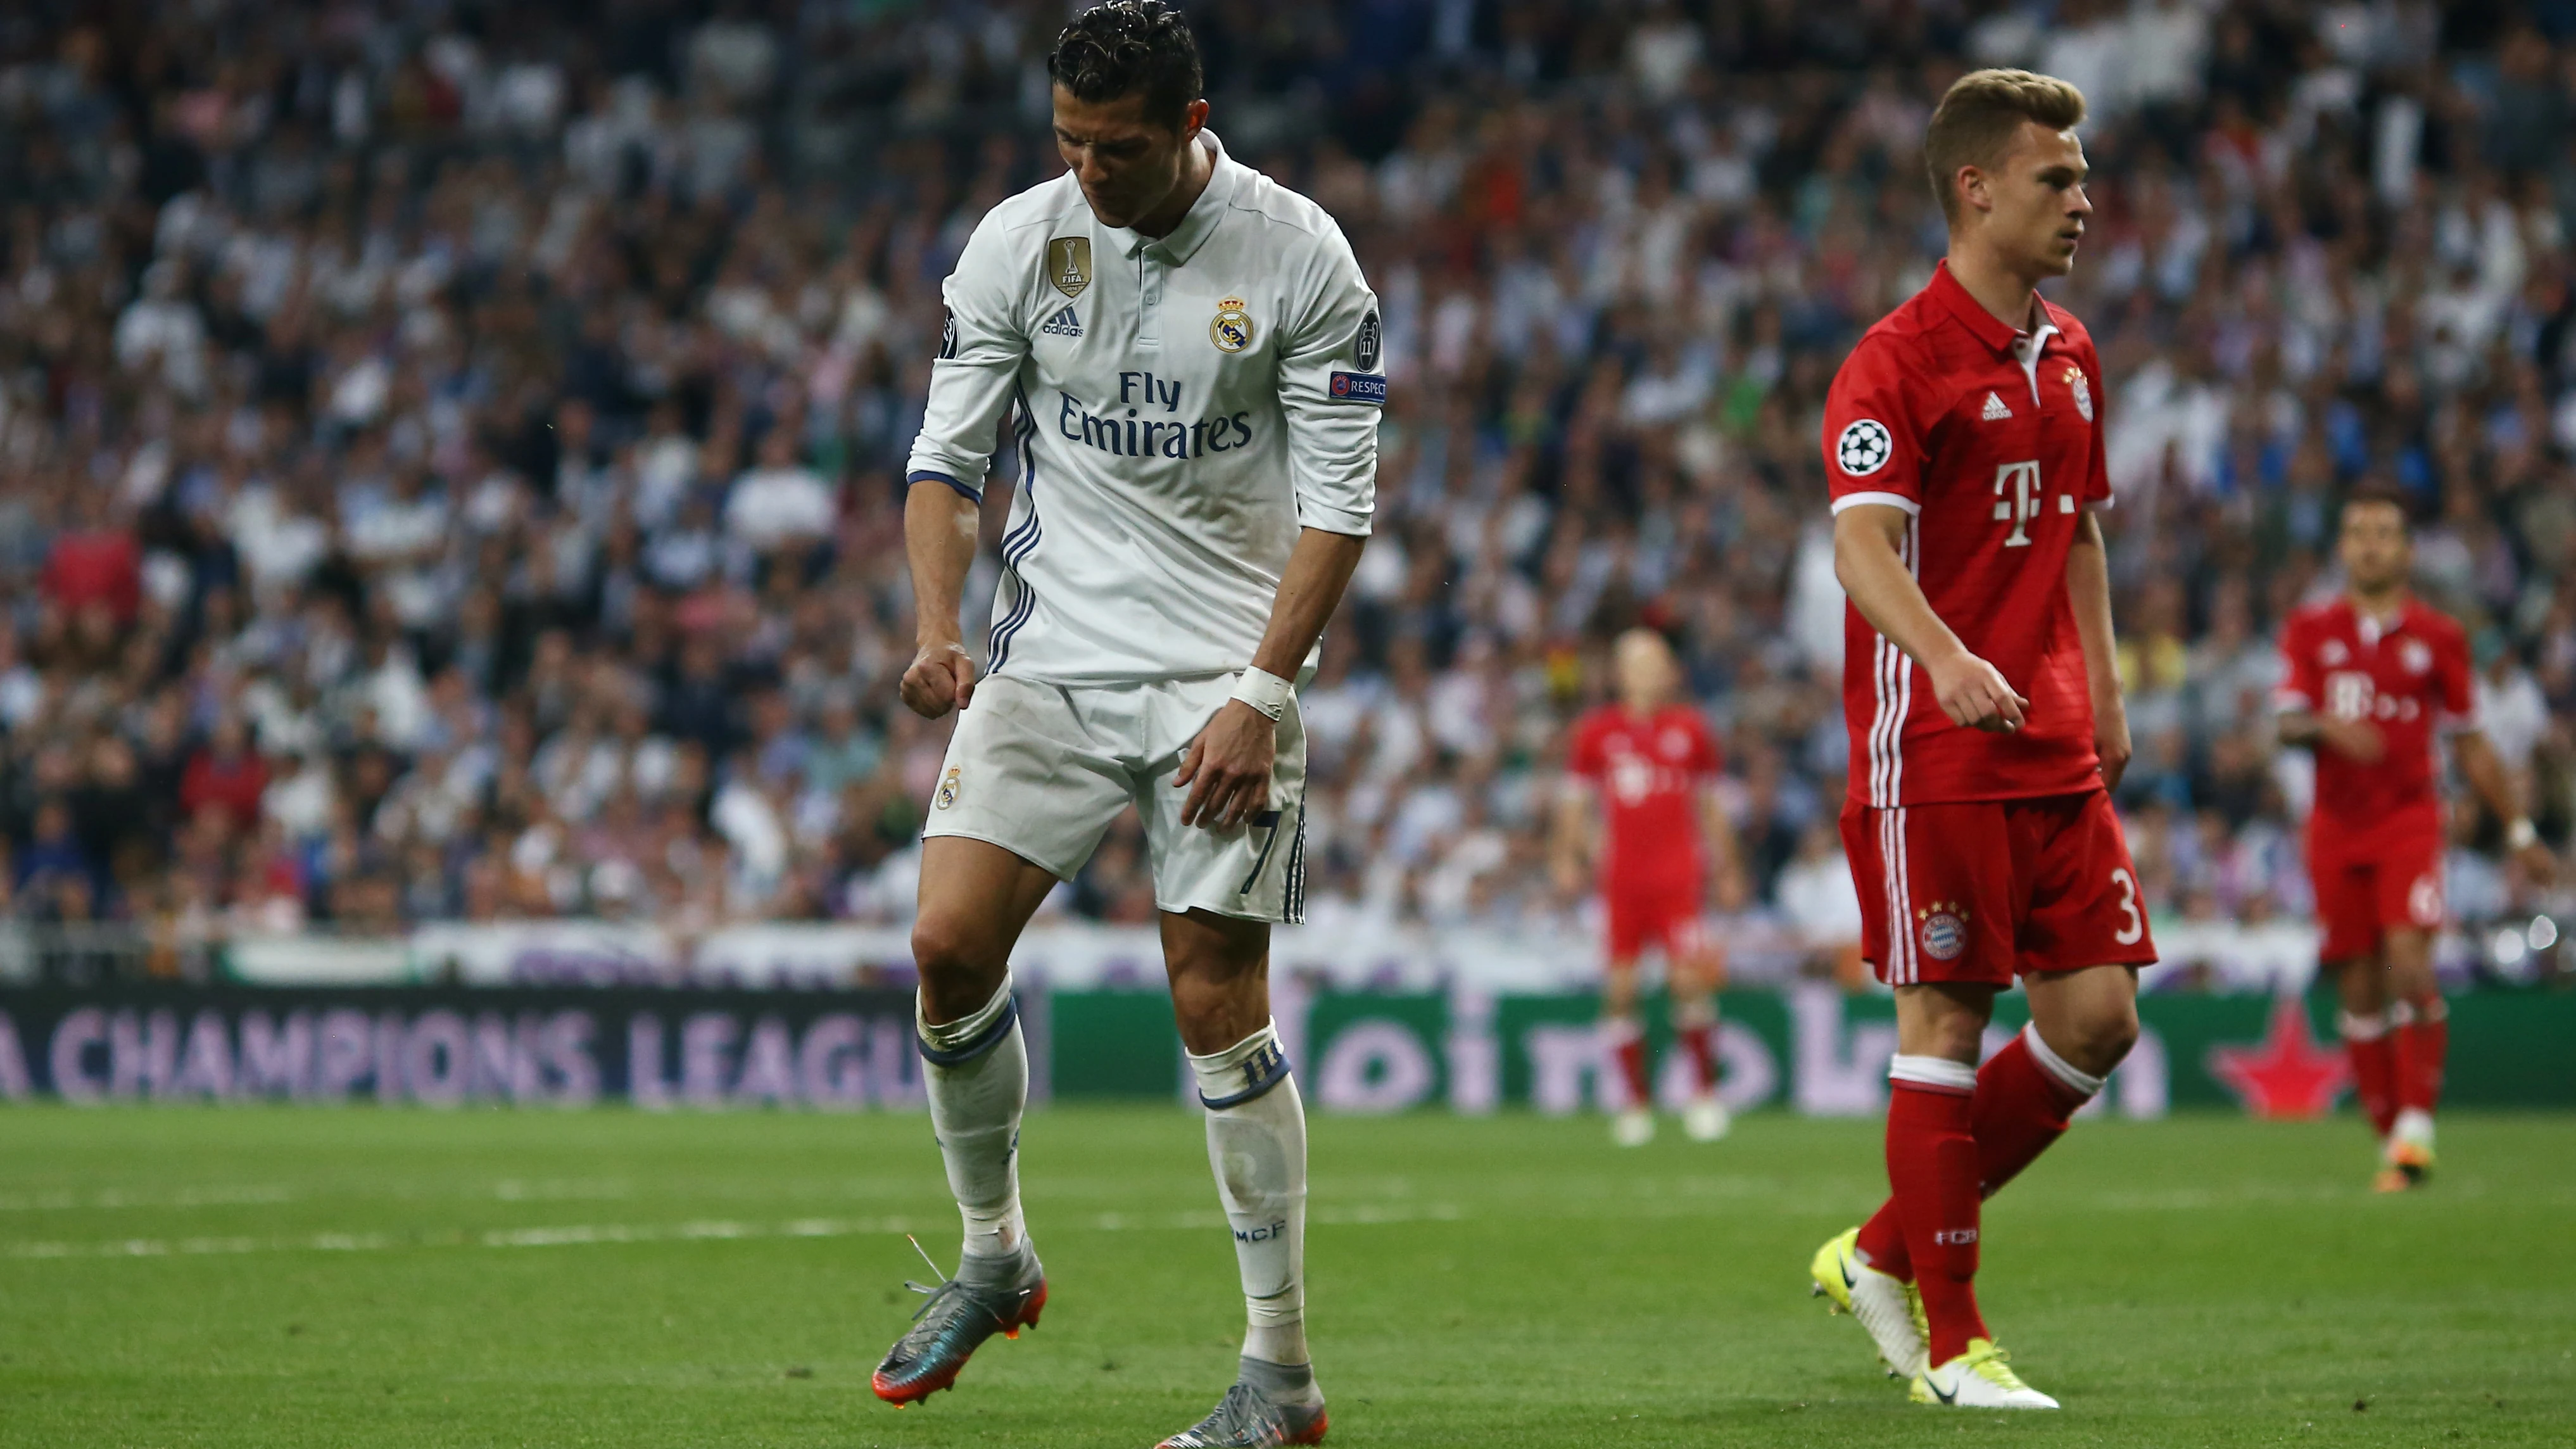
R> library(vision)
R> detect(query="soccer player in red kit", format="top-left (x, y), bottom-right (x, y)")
top-left (1552, 630), bottom-right (1749, 1146)
top-left (1802, 70), bottom-right (2150, 1411)
top-left (2276, 489), bottom-right (2553, 1191)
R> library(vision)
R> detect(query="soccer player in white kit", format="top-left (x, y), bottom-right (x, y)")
top-left (869, 5), bottom-right (1378, 1446)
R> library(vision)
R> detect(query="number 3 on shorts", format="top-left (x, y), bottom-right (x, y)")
top-left (2109, 868), bottom-right (2144, 946)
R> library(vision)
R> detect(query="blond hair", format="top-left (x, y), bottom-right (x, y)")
top-left (1924, 69), bottom-right (2087, 224)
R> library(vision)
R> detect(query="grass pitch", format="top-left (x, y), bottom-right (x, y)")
top-left (0, 1106), bottom-right (2569, 1447)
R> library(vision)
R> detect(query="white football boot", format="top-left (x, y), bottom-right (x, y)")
top-left (1681, 1094), bottom-right (1732, 1142)
top-left (1611, 1106), bottom-right (1655, 1146)
top-left (1807, 1227), bottom-right (1927, 1379)
top-left (1911, 1339), bottom-right (2059, 1409)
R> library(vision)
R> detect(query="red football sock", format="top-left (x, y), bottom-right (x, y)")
top-left (2394, 997), bottom-right (2447, 1115)
top-left (1855, 1198), bottom-right (1909, 1279)
top-left (1886, 1065), bottom-right (1986, 1365)
top-left (1602, 1017), bottom-right (1651, 1109)
top-left (1675, 1009), bottom-right (1719, 1096)
top-left (1971, 1030), bottom-right (2093, 1198)
top-left (2339, 1010), bottom-right (2398, 1137)
top-left (1855, 1030), bottom-right (2095, 1284)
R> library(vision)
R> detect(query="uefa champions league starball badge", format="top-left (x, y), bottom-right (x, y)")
top-left (1836, 418), bottom-right (1892, 476)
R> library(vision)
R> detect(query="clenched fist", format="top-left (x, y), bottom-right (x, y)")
top-left (900, 643), bottom-right (977, 719)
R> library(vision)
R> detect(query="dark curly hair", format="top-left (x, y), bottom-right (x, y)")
top-left (1046, 1), bottom-right (1204, 132)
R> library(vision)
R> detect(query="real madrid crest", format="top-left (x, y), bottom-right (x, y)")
top-left (1917, 901), bottom-right (1969, 961)
top-left (1047, 237), bottom-right (1092, 299)
top-left (935, 767), bottom-right (962, 811)
top-left (1209, 295), bottom-right (1254, 353)
top-left (2064, 365), bottom-right (2093, 422)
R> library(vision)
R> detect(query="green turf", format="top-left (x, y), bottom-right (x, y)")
top-left (0, 1106), bottom-right (2569, 1447)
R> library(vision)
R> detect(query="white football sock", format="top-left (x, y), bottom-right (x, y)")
top-left (918, 975), bottom-right (1030, 1272)
top-left (1190, 1020), bottom-right (1313, 1374)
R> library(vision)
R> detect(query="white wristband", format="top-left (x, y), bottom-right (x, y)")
top-left (2508, 818), bottom-right (2538, 851)
top-left (1230, 666), bottom-right (1294, 721)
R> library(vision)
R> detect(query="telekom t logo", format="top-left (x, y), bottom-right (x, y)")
top-left (1992, 460), bottom-right (2042, 547)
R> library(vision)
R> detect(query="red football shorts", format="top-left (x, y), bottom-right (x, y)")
top-left (1840, 790), bottom-right (2156, 987)
top-left (1603, 876), bottom-right (1708, 964)
top-left (2307, 820), bottom-right (2444, 963)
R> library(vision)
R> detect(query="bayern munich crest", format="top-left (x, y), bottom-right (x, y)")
top-left (1917, 902), bottom-right (1969, 961)
top-left (1836, 418), bottom-right (1893, 476)
top-left (2065, 365), bottom-right (2093, 422)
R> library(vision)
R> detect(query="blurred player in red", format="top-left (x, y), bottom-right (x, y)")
top-left (1551, 629), bottom-right (1748, 1147)
top-left (1803, 70), bottom-right (2150, 1411)
top-left (2275, 488), bottom-right (2553, 1191)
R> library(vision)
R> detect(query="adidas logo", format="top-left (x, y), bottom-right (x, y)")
top-left (1981, 391), bottom-right (2011, 421)
top-left (1040, 305), bottom-right (1083, 338)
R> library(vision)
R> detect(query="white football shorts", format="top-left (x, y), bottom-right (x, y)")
top-left (921, 673), bottom-right (1308, 923)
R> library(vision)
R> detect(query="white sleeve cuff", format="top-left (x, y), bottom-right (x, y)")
top-left (1830, 491), bottom-right (1921, 516)
top-left (2085, 497), bottom-right (2116, 512)
top-left (1294, 497), bottom-right (1375, 536)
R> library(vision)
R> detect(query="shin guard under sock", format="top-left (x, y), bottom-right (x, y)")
top-left (1190, 1022), bottom-right (1311, 1367)
top-left (918, 975), bottom-right (1030, 1269)
top-left (2392, 997), bottom-right (2447, 1115)
top-left (2339, 1009), bottom-right (2399, 1137)
top-left (1886, 1057), bottom-right (1985, 1365)
top-left (1600, 1015), bottom-right (1651, 1109)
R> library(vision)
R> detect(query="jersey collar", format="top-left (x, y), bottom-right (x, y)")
top-left (1928, 260), bottom-right (2051, 356)
top-left (1111, 129), bottom-right (1239, 267)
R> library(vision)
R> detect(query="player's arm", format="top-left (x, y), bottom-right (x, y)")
top-left (1550, 778), bottom-right (1594, 899)
top-left (2064, 509), bottom-right (2130, 790)
top-left (1178, 527), bottom-right (1365, 828)
top-left (2273, 630), bottom-right (2378, 762)
top-left (1177, 238), bottom-right (1381, 830)
top-left (2446, 687), bottom-right (2555, 882)
top-left (1824, 341), bottom-right (2024, 731)
top-left (1700, 785), bottom-right (1750, 912)
top-left (1833, 505), bottom-right (2028, 732)
top-left (2275, 706), bottom-right (2385, 762)
top-left (898, 217), bottom-right (1029, 720)
top-left (899, 481), bottom-right (983, 718)
top-left (2271, 617), bottom-right (2383, 762)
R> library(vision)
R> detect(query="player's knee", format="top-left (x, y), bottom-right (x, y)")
top-left (2065, 1006), bottom-right (2138, 1076)
top-left (909, 913), bottom-right (994, 982)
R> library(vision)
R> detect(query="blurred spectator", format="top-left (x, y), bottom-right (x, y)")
top-left (0, 0), bottom-right (2563, 963)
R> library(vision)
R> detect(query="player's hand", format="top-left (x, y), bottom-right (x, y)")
top-left (2094, 702), bottom-right (2133, 792)
top-left (1926, 650), bottom-right (2028, 733)
top-left (2316, 716), bottom-right (2384, 764)
top-left (1714, 866), bottom-right (1751, 914)
top-left (900, 642), bottom-right (976, 719)
top-left (1176, 700), bottom-right (1275, 830)
top-left (1551, 857), bottom-right (1588, 905)
top-left (2513, 840), bottom-right (2558, 886)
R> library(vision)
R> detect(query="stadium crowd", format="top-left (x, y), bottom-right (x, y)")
top-left (1, 0), bottom-right (2572, 973)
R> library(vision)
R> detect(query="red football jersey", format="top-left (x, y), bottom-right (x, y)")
top-left (1566, 703), bottom-right (1720, 890)
top-left (2273, 595), bottom-right (2475, 835)
top-left (1823, 262), bottom-right (2111, 807)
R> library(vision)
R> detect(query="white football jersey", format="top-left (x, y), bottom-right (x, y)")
top-left (907, 130), bottom-right (1382, 685)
